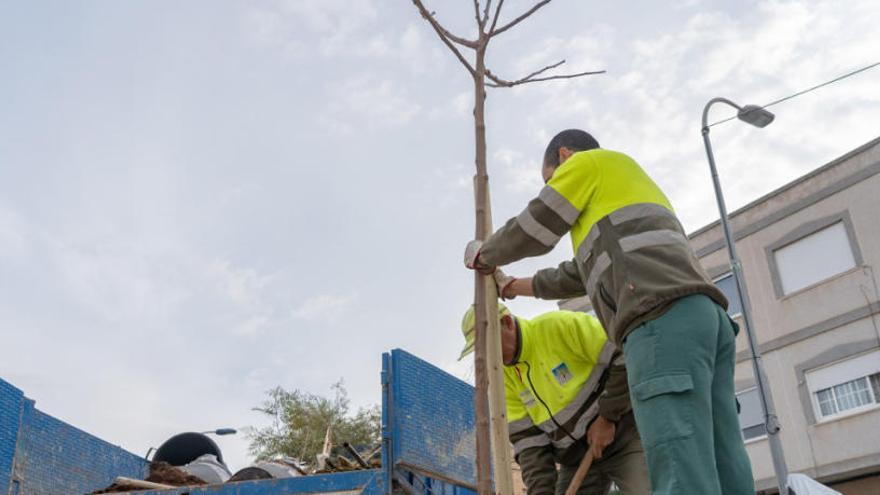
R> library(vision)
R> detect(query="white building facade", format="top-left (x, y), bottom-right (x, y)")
top-left (690, 137), bottom-right (880, 494)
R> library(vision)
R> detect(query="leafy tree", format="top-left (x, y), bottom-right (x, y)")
top-left (247, 381), bottom-right (380, 466)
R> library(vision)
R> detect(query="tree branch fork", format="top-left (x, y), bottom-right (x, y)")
top-left (410, 0), bottom-right (605, 86)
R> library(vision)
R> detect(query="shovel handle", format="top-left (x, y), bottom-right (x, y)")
top-left (564, 450), bottom-right (595, 495)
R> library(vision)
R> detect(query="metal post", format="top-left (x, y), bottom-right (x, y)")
top-left (702, 98), bottom-right (789, 495)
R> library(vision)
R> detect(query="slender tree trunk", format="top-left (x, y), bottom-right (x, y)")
top-left (472, 42), bottom-right (494, 495)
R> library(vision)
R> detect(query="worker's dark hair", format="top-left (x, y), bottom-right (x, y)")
top-left (543, 129), bottom-right (600, 168)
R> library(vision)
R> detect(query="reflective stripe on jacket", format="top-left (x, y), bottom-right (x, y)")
top-left (504, 311), bottom-right (617, 464)
top-left (479, 149), bottom-right (726, 345)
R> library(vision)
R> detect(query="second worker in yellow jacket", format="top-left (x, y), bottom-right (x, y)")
top-left (460, 304), bottom-right (650, 495)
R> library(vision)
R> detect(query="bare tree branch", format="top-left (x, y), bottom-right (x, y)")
top-left (473, 0), bottom-right (484, 29)
top-left (511, 59), bottom-right (566, 81)
top-left (411, 0), bottom-right (477, 76)
top-left (490, 0), bottom-right (552, 38)
top-left (488, 0), bottom-right (505, 34)
top-left (412, 1), bottom-right (479, 49)
top-left (485, 63), bottom-right (605, 88)
top-left (481, 0), bottom-right (492, 27)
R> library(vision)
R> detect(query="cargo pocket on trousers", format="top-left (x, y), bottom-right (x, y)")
top-left (631, 373), bottom-right (695, 448)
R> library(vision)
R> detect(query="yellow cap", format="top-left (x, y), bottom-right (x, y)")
top-left (459, 303), bottom-right (510, 361)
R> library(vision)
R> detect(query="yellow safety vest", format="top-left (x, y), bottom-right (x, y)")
top-left (504, 311), bottom-right (614, 461)
top-left (480, 149), bottom-right (726, 344)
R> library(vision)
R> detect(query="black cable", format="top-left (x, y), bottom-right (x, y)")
top-left (708, 60), bottom-right (880, 128)
top-left (522, 360), bottom-right (581, 444)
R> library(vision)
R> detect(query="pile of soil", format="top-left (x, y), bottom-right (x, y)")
top-left (146, 462), bottom-right (208, 486)
top-left (91, 462), bottom-right (208, 494)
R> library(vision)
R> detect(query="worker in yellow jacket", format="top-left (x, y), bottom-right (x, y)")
top-left (460, 304), bottom-right (650, 495)
top-left (464, 130), bottom-right (755, 494)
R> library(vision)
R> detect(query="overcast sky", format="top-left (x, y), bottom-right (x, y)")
top-left (1, 0), bottom-right (879, 472)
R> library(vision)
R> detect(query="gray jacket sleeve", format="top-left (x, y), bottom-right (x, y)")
top-left (598, 352), bottom-right (631, 422)
top-left (532, 259), bottom-right (587, 300)
top-left (516, 447), bottom-right (558, 495)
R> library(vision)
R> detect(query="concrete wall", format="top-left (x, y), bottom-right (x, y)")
top-left (691, 137), bottom-right (880, 492)
top-left (0, 377), bottom-right (147, 494)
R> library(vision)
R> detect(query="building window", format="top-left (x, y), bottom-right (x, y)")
top-left (714, 273), bottom-right (743, 317)
top-left (806, 349), bottom-right (880, 421)
top-left (736, 387), bottom-right (766, 441)
top-left (773, 221), bottom-right (856, 295)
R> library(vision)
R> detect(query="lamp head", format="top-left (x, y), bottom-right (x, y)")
top-left (737, 105), bottom-right (775, 128)
top-left (213, 428), bottom-right (237, 436)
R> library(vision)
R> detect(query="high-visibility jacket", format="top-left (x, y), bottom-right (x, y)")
top-left (505, 310), bottom-right (625, 465)
top-left (480, 149), bottom-right (726, 346)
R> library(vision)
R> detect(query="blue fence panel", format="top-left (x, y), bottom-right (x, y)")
top-left (387, 349), bottom-right (478, 489)
top-left (0, 377), bottom-right (148, 494)
top-left (0, 379), bottom-right (25, 495)
top-left (394, 468), bottom-right (477, 495)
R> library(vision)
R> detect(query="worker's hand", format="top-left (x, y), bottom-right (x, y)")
top-left (587, 416), bottom-right (616, 459)
top-left (493, 269), bottom-right (517, 300)
top-left (464, 240), bottom-right (495, 274)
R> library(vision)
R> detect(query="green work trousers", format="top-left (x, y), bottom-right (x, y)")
top-left (556, 414), bottom-right (651, 495)
top-left (623, 294), bottom-right (755, 495)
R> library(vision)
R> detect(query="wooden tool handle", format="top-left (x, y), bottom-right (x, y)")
top-left (564, 450), bottom-right (595, 495)
top-left (113, 477), bottom-right (174, 489)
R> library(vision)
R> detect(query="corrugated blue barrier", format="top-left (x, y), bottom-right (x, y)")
top-left (383, 349), bottom-right (478, 492)
top-left (0, 378), bottom-right (148, 494)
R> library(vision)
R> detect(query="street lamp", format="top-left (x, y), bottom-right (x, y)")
top-left (200, 428), bottom-right (238, 436)
top-left (701, 97), bottom-right (790, 495)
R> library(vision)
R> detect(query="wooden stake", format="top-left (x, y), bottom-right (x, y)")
top-left (482, 189), bottom-right (515, 495)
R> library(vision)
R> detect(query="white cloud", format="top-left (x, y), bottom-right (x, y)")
top-left (291, 293), bottom-right (355, 320)
top-left (493, 148), bottom-right (543, 193)
top-left (321, 75), bottom-right (422, 132)
top-left (0, 204), bottom-right (30, 262)
top-left (452, 91), bottom-right (472, 116)
top-left (245, 0), bottom-right (380, 58)
top-left (208, 259), bottom-right (273, 309)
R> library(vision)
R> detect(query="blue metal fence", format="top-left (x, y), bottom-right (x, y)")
top-left (383, 349), bottom-right (479, 493)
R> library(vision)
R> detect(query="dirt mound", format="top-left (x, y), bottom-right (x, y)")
top-left (146, 462), bottom-right (208, 486)
top-left (91, 462), bottom-right (208, 493)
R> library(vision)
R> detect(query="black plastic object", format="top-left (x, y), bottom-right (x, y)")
top-left (228, 467), bottom-right (273, 482)
top-left (152, 432), bottom-right (224, 466)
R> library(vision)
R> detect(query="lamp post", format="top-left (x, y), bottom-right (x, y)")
top-left (701, 98), bottom-right (790, 495)
top-left (200, 428), bottom-right (237, 436)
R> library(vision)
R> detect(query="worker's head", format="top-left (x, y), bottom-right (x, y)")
top-left (542, 129), bottom-right (600, 183)
top-left (459, 304), bottom-right (519, 365)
